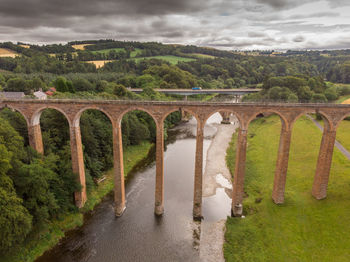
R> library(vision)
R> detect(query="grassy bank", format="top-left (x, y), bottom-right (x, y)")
top-left (224, 115), bottom-right (350, 262)
top-left (2, 141), bottom-right (153, 262)
top-left (336, 120), bottom-right (350, 153)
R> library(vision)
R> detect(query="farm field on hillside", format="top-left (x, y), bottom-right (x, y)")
top-left (85, 60), bottom-right (115, 68)
top-left (130, 48), bottom-right (142, 57)
top-left (190, 53), bottom-right (216, 59)
top-left (224, 115), bottom-right (350, 262)
top-left (0, 48), bottom-right (19, 58)
top-left (71, 44), bottom-right (93, 50)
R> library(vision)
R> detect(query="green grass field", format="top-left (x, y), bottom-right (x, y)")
top-left (130, 55), bottom-right (196, 64)
top-left (90, 47), bottom-right (142, 57)
top-left (224, 115), bottom-right (350, 262)
top-left (190, 53), bottom-right (216, 59)
top-left (335, 120), bottom-right (350, 152)
top-left (130, 48), bottom-right (142, 57)
top-left (2, 142), bottom-right (153, 262)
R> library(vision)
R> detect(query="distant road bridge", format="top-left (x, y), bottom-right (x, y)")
top-left (129, 88), bottom-right (261, 96)
top-left (1, 99), bottom-right (349, 219)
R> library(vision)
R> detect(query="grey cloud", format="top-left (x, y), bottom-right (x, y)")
top-left (0, 0), bottom-right (206, 28)
top-left (288, 12), bottom-right (339, 19)
top-left (327, 0), bottom-right (350, 8)
top-left (304, 37), bottom-right (350, 49)
top-left (202, 34), bottom-right (285, 49)
top-left (0, 0), bottom-right (204, 16)
top-left (160, 31), bottom-right (184, 38)
top-left (255, 0), bottom-right (319, 9)
top-left (248, 32), bottom-right (267, 38)
top-left (0, 0), bottom-right (350, 50)
top-left (293, 35), bottom-right (305, 42)
top-left (265, 21), bottom-right (350, 34)
top-left (256, 0), bottom-right (290, 9)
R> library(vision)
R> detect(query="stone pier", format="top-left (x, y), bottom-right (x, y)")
top-left (231, 128), bottom-right (248, 217)
top-left (220, 111), bottom-right (231, 124)
top-left (312, 127), bottom-right (337, 199)
top-left (272, 125), bottom-right (292, 204)
top-left (193, 122), bottom-right (204, 220)
top-left (155, 121), bottom-right (165, 215)
top-left (113, 121), bottom-right (126, 216)
top-left (28, 123), bottom-right (44, 154)
top-left (69, 125), bottom-right (87, 208)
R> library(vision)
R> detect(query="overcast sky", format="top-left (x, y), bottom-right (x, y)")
top-left (0, 0), bottom-right (350, 50)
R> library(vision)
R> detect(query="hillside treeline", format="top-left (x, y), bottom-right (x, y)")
top-left (1, 40), bottom-right (350, 89)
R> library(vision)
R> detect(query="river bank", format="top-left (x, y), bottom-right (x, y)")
top-left (2, 142), bottom-right (153, 262)
top-left (200, 115), bottom-right (237, 262)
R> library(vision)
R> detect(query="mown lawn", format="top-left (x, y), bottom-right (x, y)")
top-left (224, 115), bottom-right (350, 262)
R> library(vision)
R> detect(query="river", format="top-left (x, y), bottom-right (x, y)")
top-left (36, 113), bottom-right (233, 262)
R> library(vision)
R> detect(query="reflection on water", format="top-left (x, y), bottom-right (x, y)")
top-left (36, 113), bottom-right (232, 262)
top-left (202, 188), bottom-right (232, 222)
top-left (215, 173), bottom-right (232, 189)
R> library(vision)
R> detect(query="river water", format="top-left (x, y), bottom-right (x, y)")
top-left (36, 113), bottom-right (232, 262)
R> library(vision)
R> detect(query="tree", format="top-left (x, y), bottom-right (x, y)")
top-left (136, 74), bottom-right (156, 88)
top-left (32, 77), bottom-right (46, 91)
top-left (324, 87), bottom-right (338, 101)
top-left (54, 76), bottom-right (69, 92)
top-left (311, 93), bottom-right (327, 103)
top-left (5, 77), bottom-right (31, 94)
top-left (141, 86), bottom-right (161, 100)
top-left (268, 86), bottom-right (282, 100)
top-left (95, 80), bottom-right (108, 92)
top-left (16, 161), bottom-right (59, 225)
top-left (0, 73), bottom-right (5, 86)
top-left (287, 93), bottom-right (298, 102)
top-left (72, 78), bottom-right (94, 92)
top-left (0, 144), bottom-right (32, 252)
top-left (113, 84), bottom-right (128, 97)
top-left (297, 86), bottom-right (313, 102)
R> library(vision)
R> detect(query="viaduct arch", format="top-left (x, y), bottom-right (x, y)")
top-left (1, 99), bottom-right (349, 218)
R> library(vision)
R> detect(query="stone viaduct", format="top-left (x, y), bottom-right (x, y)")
top-left (1, 99), bottom-right (350, 219)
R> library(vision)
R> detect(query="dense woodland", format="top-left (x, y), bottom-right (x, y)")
top-left (1, 39), bottom-right (350, 254)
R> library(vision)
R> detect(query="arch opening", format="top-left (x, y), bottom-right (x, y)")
top-left (327, 114), bottom-right (350, 199)
top-left (39, 108), bottom-right (70, 156)
top-left (202, 110), bottom-right (241, 221)
top-left (160, 108), bottom-right (202, 229)
top-left (79, 109), bottom-right (114, 191)
top-left (236, 112), bottom-right (284, 215)
top-left (286, 113), bottom-right (328, 200)
top-left (0, 106), bottom-right (29, 146)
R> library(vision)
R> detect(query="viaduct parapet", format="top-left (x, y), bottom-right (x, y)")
top-left (1, 99), bottom-right (350, 218)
